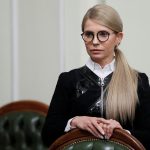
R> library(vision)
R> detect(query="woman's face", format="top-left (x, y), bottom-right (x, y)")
top-left (83, 19), bottom-right (123, 66)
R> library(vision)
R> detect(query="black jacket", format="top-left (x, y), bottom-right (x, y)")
top-left (42, 66), bottom-right (150, 149)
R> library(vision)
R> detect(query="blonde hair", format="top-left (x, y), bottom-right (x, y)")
top-left (82, 4), bottom-right (138, 123)
top-left (107, 48), bottom-right (138, 123)
top-left (82, 4), bottom-right (123, 32)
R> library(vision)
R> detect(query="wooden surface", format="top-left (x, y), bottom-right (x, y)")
top-left (49, 128), bottom-right (146, 150)
top-left (0, 100), bottom-right (49, 116)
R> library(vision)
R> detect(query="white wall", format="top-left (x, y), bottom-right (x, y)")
top-left (63, 0), bottom-right (105, 71)
top-left (0, 0), bottom-right (11, 105)
top-left (1, 0), bottom-right (150, 106)
top-left (106, 0), bottom-right (150, 78)
top-left (0, 0), bottom-right (101, 106)
top-left (18, 0), bottom-right (60, 104)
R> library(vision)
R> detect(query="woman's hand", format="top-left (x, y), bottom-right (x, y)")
top-left (70, 116), bottom-right (122, 139)
top-left (70, 116), bottom-right (110, 138)
top-left (99, 119), bottom-right (122, 139)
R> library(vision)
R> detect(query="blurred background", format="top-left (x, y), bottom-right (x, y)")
top-left (1, 0), bottom-right (150, 106)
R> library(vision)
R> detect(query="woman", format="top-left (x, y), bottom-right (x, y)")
top-left (42, 4), bottom-right (150, 149)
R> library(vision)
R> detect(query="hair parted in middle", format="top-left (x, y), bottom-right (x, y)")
top-left (82, 4), bottom-right (123, 33)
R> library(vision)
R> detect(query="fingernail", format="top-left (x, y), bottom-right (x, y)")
top-left (105, 135), bottom-right (109, 140)
top-left (99, 135), bottom-right (104, 139)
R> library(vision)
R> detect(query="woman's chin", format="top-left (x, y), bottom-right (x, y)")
top-left (90, 55), bottom-right (104, 61)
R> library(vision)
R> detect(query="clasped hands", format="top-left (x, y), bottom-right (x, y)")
top-left (70, 116), bottom-right (122, 139)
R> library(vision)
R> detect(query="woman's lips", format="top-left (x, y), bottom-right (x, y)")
top-left (90, 49), bottom-right (104, 53)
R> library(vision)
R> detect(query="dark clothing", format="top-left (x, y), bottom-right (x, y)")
top-left (42, 66), bottom-right (150, 149)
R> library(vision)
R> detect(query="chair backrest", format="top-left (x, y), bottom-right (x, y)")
top-left (49, 128), bottom-right (145, 150)
top-left (0, 100), bottom-right (49, 150)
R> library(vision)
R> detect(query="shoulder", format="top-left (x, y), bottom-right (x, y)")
top-left (137, 72), bottom-right (150, 105)
top-left (59, 66), bottom-right (84, 77)
top-left (138, 72), bottom-right (150, 89)
top-left (57, 66), bottom-right (85, 83)
top-left (138, 72), bottom-right (149, 79)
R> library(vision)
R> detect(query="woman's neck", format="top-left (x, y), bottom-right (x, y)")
top-left (93, 57), bottom-right (115, 68)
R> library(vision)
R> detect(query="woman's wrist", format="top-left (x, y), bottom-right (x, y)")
top-left (70, 116), bottom-right (79, 129)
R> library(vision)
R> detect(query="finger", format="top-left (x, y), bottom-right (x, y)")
top-left (102, 123), bottom-right (113, 139)
top-left (106, 122), bottom-right (120, 137)
top-left (109, 119), bottom-right (123, 129)
top-left (86, 124), bottom-right (104, 139)
top-left (97, 118), bottom-right (110, 124)
top-left (92, 121), bottom-right (105, 135)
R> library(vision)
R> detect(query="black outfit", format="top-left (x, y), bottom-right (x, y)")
top-left (42, 66), bottom-right (150, 149)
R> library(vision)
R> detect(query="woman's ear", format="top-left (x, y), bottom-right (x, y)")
top-left (116, 32), bottom-right (124, 45)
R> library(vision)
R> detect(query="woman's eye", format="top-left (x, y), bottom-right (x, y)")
top-left (98, 31), bottom-right (109, 37)
top-left (85, 32), bottom-right (93, 37)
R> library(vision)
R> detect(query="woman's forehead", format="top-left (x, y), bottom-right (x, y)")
top-left (84, 19), bottom-right (113, 32)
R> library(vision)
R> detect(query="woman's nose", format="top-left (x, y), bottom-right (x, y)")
top-left (92, 35), bottom-right (100, 44)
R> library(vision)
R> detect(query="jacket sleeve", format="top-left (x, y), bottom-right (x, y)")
top-left (41, 73), bottom-right (74, 147)
top-left (130, 73), bottom-right (150, 149)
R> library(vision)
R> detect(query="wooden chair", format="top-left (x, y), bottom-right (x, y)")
top-left (49, 128), bottom-right (146, 150)
top-left (0, 100), bottom-right (49, 150)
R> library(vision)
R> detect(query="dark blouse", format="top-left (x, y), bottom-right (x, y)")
top-left (42, 66), bottom-right (150, 149)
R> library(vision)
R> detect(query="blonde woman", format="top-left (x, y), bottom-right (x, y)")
top-left (42, 4), bottom-right (150, 149)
